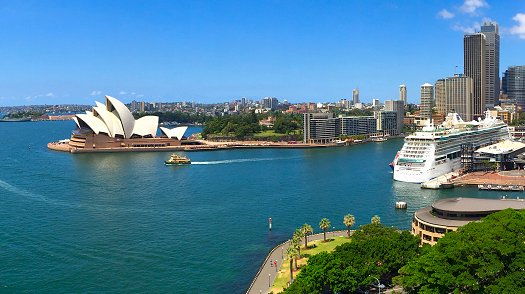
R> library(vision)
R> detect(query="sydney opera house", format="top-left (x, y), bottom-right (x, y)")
top-left (48, 96), bottom-right (194, 153)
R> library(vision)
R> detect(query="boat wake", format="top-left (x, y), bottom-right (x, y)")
top-left (0, 178), bottom-right (74, 208)
top-left (192, 157), bottom-right (289, 165)
top-left (0, 178), bottom-right (154, 213)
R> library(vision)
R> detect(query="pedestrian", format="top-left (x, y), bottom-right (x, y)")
top-left (274, 260), bottom-right (277, 268)
top-left (270, 260), bottom-right (273, 267)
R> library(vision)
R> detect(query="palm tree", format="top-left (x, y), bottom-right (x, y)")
top-left (371, 215), bottom-right (381, 225)
top-left (343, 214), bottom-right (355, 238)
top-left (301, 223), bottom-right (313, 248)
top-left (286, 246), bottom-right (299, 283)
top-left (292, 229), bottom-right (303, 259)
top-left (319, 218), bottom-right (331, 242)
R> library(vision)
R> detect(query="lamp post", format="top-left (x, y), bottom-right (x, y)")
top-left (268, 273), bottom-right (271, 287)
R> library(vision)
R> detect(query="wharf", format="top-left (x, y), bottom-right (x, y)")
top-left (453, 170), bottom-right (525, 188)
top-left (478, 184), bottom-right (524, 192)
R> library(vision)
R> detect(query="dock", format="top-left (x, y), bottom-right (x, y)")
top-left (478, 184), bottom-right (524, 192)
top-left (421, 172), bottom-right (459, 189)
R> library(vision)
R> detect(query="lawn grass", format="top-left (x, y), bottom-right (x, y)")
top-left (270, 235), bottom-right (351, 293)
top-left (253, 130), bottom-right (286, 137)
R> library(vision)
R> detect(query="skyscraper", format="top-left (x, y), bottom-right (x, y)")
top-left (399, 85), bottom-right (407, 105)
top-left (463, 22), bottom-right (500, 115)
top-left (481, 22), bottom-right (500, 107)
top-left (435, 75), bottom-right (474, 121)
top-left (420, 83), bottom-right (433, 120)
top-left (503, 66), bottom-right (525, 109)
top-left (352, 89), bottom-right (360, 105)
top-left (464, 33), bottom-right (485, 118)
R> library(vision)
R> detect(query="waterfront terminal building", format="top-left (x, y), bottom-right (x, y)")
top-left (412, 197), bottom-right (525, 246)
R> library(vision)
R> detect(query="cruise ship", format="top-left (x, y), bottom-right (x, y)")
top-left (393, 111), bottom-right (510, 183)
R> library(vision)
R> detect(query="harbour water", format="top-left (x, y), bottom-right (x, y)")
top-left (0, 121), bottom-right (509, 293)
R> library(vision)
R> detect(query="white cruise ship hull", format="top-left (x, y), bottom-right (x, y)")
top-left (393, 158), bottom-right (461, 183)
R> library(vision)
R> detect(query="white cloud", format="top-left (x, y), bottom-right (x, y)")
top-left (438, 9), bottom-right (455, 19)
top-left (90, 90), bottom-right (102, 96)
top-left (510, 13), bottom-right (525, 39)
top-left (136, 94), bottom-right (144, 98)
top-left (119, 91), bottom-right (127, 95)
top-left (453, 22), bottom-right (481, 34)
top-left (45, 92), bottom-right (54, 97)
top-left (131, 92), bottom-right (136, 95)
top-left (459, 0), bottom-right (488, 15)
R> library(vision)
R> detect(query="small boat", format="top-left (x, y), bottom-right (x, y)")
top-left (165, 154), bottom-right (191, 165)
top-left (371, 136), bottom-right (387, 142)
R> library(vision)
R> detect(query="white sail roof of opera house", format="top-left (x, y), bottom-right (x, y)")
top-left (74, 95), bottom-right (160, 138)
top-left (160, 126), bottom-right (188, 140)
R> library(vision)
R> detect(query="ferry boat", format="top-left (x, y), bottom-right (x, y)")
top-left (165, 154), bottom-right (191, 165)
top-left (393, 111), bottom-right (510, 183)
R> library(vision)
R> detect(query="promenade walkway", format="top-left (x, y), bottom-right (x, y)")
top-left (246, 230), bottom-right (348, 294)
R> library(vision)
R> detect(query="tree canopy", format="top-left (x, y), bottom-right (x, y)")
top-left (202, 112), bottom-right (260, 138)
top-left (395, 209), bottom-right (525, 293)
top-left (284, 224), bottom-right (419, 294)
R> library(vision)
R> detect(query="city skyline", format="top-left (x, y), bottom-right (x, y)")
top-left (0, 0), bottom-right (524, 106)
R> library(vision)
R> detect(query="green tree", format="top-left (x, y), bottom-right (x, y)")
top-left (343, 214), bottom-right (356, 238)
top-left (285, 224), bottom-right (419, 293)
top-left (371, 215), bottom-right (381, 225)
top-left (274, 116), bottom-right (299, 134)
top-left (319, 218), bottom-right (331, 242)
top-left (301, 223), bottom-right (313, 248)
top-left (292, 229), bottom-right (303, 260)
top-left (287, 246), bottom-right (299, 283)
top-left (395, 209), bottom-right (525, 293)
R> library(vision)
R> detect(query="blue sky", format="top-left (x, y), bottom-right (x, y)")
top-left (0, 0), bottom-right (524, 106)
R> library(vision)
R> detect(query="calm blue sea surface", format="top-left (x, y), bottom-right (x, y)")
top-left (0, 121), bottom-right (507, 293)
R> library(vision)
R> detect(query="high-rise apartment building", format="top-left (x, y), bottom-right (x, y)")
top-left (503, 66), bottom-right (525, 109)
top-left (420, 83), bottom-right (434, 119)
top-left (399, 85), bottom-right (407, 105)
top-left (480, 22), bottom-right (500, 107)
top-left (435, 75), bottom-right (474, 121)
top-left (384, 100), bottom-right (405, 134)
top-left (352, 89), bottom-right (360, 105)
top-left (262, 97), bottom-right (279, 110)
top-left (464, 33), bottom-right (485, 118)
top-left (339, 99), bottom-right (350, 109)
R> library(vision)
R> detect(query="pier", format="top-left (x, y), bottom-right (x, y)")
top-left (420, 172), bottom-right (459, 189)
top-left (421, 170), bottom-right (525, 190)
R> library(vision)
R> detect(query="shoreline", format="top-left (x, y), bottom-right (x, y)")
top-left (246, 230), bottom-right (348, 294)
top-left (47, 140), bottom-right (331, 153)
top-left (47, 136), bottom-right (402, 154)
